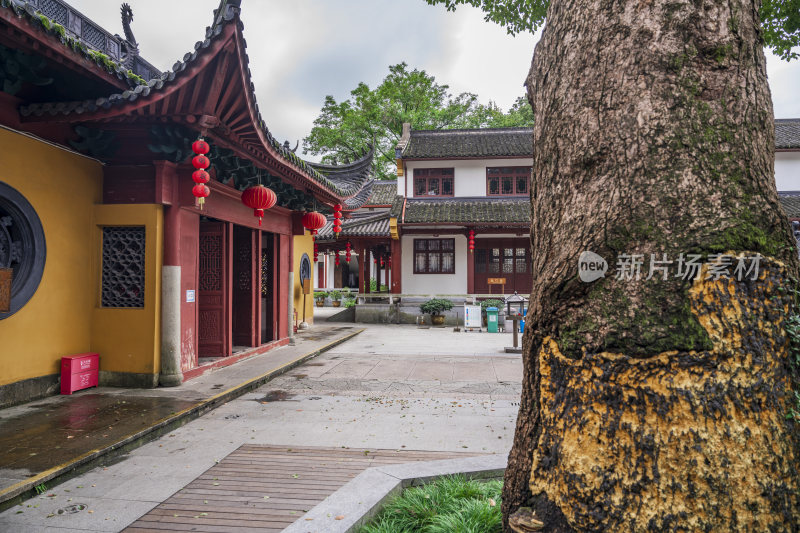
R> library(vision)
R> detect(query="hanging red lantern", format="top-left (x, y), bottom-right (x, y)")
top-left (192, 169), bottom-right (210, 184)
top-left (346, 253), bottom-right (351, 263)
top-left (335, 253), bottom-right (340, 266)
top-left (192, 184), bottom-right (210, 204)
top-left (191, 138), bottom-right (213, 209)
top-left (192, 139), bottom-right (210, 155)
top-left (302, 211), bottom-right (327, 234)
top-left (468, 229), bottom-right (476, 253)
top-left (241, 184), bottom-right (277, 226)
top-left (346, 241), bottom-right (351, 251)
top-left (192, 154), bottom-right (210, 170)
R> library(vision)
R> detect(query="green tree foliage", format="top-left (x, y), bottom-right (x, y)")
top-left (425, 0), bottom-right (800, 60)
top-left (303, 63), bottom-right (533, 180)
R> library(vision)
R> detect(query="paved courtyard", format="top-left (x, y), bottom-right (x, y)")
top-left (0, 323), bottom-right (522, 532)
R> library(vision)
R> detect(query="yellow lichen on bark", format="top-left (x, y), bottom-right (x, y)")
top-left (528, 256), bottom-right (799, 531)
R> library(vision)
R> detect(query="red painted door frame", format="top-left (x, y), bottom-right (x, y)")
top-left (198, 220), bottom-right (230, 357)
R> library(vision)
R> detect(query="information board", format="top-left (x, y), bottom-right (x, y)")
top-left (464, 304), bottom-right (482, 329)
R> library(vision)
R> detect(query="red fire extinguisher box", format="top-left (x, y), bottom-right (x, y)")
top-left (60, 353), bottom-right (99, 395)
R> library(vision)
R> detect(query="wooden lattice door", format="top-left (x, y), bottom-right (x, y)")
top-left (198, 221), bottom-right (228, 357)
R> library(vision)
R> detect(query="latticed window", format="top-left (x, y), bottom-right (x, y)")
top-left (414, 168), bottom-right (454, 197)
top-left (487, 167), bottom-right (531, 196)
top-left (414, 238), bottom-right (455, 274)
top-left (101, 226), bottom-right (145, 308)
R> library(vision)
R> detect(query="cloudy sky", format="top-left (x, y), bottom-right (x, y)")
top-left (69, 0), bottom-right (799, 159)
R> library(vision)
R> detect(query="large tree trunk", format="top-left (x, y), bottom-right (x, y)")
top-left (503, 0), bottom-right (800, 531)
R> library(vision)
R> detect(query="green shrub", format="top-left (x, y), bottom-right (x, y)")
top-left (329, 289), bottom-right (342, 300)
top-left (358, 475), bottom-right (502, 533)
top-left (369, 278), bottom-right (389, 292)
top-left (420, 298), bottom-right (454, 316)
top-left (313, 291), bottom-right (327, 300)
top-left (480, 299), bottom-right (504, 314)
top-left (344, 299), bottom-right (356, 308)
top-left (345, 292), bottom-right (356, 301)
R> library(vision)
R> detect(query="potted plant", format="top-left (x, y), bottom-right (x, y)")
top-left (313, 291), bottom-right (326, 307)
top-left (420, 298), bottom-right (453, 326)
top-left (330, 289), bottom-right (342, 307)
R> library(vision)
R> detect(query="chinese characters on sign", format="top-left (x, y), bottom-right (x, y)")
top-left (579, 252), bottom-right (761, 283)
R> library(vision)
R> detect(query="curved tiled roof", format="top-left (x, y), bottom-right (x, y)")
top-left (1, 0), bottom-right (158, 88)
top-left (777, 119), bottom-right (800, 150)
top-left (17, 0), bottom-right (372, 203)
top-left (365, 181), bottom-right (398, 205)
top-left (316, 211), bottom-right (391, 240)
top-left (402, 127), bottom-right (533, 159)
top-left (402, 197), bottom-right (530, 225)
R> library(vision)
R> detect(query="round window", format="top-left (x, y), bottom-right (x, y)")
top-left (0, 182), bottom-right (46, 319)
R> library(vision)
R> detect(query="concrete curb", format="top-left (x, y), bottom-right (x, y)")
top-left (283, 454), bottom-right (507, 533)
top-left (0, 328), bottom-right (365, 510)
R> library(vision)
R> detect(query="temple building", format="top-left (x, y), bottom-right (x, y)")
top-left (0, 0), bottom-right (373, 405)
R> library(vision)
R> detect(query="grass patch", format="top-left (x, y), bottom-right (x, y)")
top-left (358, 475), bottom-right (502, 533)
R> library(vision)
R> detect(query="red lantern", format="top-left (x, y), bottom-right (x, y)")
top-left (192, 184), bottom-right (210, 207)
top-left (241, 185), bottom-right (277, 226)
top-left (192, 169), bottom-right (210, 184)
top-left (333, 211), bottom-right (342, 219)
top-left (468, 229), bottom-right (476, 253)
top-left (302, 211), bottom-right (327, 234)
top-left (346, 253), bottom-right (351, 263)
top-left (192, 139), bottom-right (210, 155)
top-left (333, 226), bottom-right (342, 234)
top-left (192, 155), bottom-right (210, 170)
top-left (335, 253), bottom-right (340, 266)
top-left (346, 241), bottom-right (351, 251)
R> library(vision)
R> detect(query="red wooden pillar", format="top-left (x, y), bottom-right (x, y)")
top-left (391, 238), bottom-right (402, 294)
top-left (256, 230), bottom-right (262, 346)
top-left (467, 232), bottom-right (475, 294)
top-left (225, 222), bottom-right (233, 356)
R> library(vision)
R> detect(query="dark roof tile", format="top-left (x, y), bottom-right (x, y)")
top-left (777, 119), bottom-right (800, 149)
top-left (402, 197), bottom-right (530, 225)
top-left (402, 128), bottom-right (533, 159)
top-left (365, 181), bottom-right (397, 205)
top-left (779, 192), bottom-right (800, 218)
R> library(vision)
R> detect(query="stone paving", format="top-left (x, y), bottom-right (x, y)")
top-left (0, 322), bottom-right (522, 532)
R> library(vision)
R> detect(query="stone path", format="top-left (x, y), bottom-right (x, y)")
top-left (0, 323), bottom-right (521, 532)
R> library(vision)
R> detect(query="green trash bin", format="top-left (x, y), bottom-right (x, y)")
top-left (486, 307), bottom-right (499, 333)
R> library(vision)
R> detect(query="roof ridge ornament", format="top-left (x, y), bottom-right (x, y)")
top-left (119, 3), bottom-right (139, 69)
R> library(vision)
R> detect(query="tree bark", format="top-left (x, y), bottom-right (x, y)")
top-left (503, 0), bottom-right (800, 530)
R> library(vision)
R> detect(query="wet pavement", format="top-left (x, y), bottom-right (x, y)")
top-left (0, 322), bottom-right (521, 532)
top-left (0, 394), bottom-right (197, 480)
top-left (0, 323), bottom-right (363, 507)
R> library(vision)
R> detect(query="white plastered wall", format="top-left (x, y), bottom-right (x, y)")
top-left (400, 158), bottom-right (533, 198)
top-left (776, 151), bottom-right (800, 192)
top-left (401, 234), bottom-right (468, 294)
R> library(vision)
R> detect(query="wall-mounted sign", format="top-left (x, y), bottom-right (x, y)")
top-left (186, 290), bottom-right (195, 303)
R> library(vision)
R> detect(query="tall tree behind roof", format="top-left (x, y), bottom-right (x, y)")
top-left (303, 62), bottom-right (532, 180)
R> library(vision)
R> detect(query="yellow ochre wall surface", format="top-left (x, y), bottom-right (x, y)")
top-left (92, 204), bottom-right (162, 383)
top-left (293, 234), bottom-right (314, 325)
top-left (0, 129), bottom-right (102, 387)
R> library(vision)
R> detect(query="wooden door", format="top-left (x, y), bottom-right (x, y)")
top-left (198, 221), bottom-right (228, 357)
top-left (232, 226), bottom-right (256, 348)
top-left (474, 239), bottom-right (531, 295)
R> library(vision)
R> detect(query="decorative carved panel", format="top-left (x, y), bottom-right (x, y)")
top-left (101, 227), bottom-right (145, 308)
top-left (199, 235), bottom-right (222, 291)
top-left (0, 183), bottom-right (46, 320)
